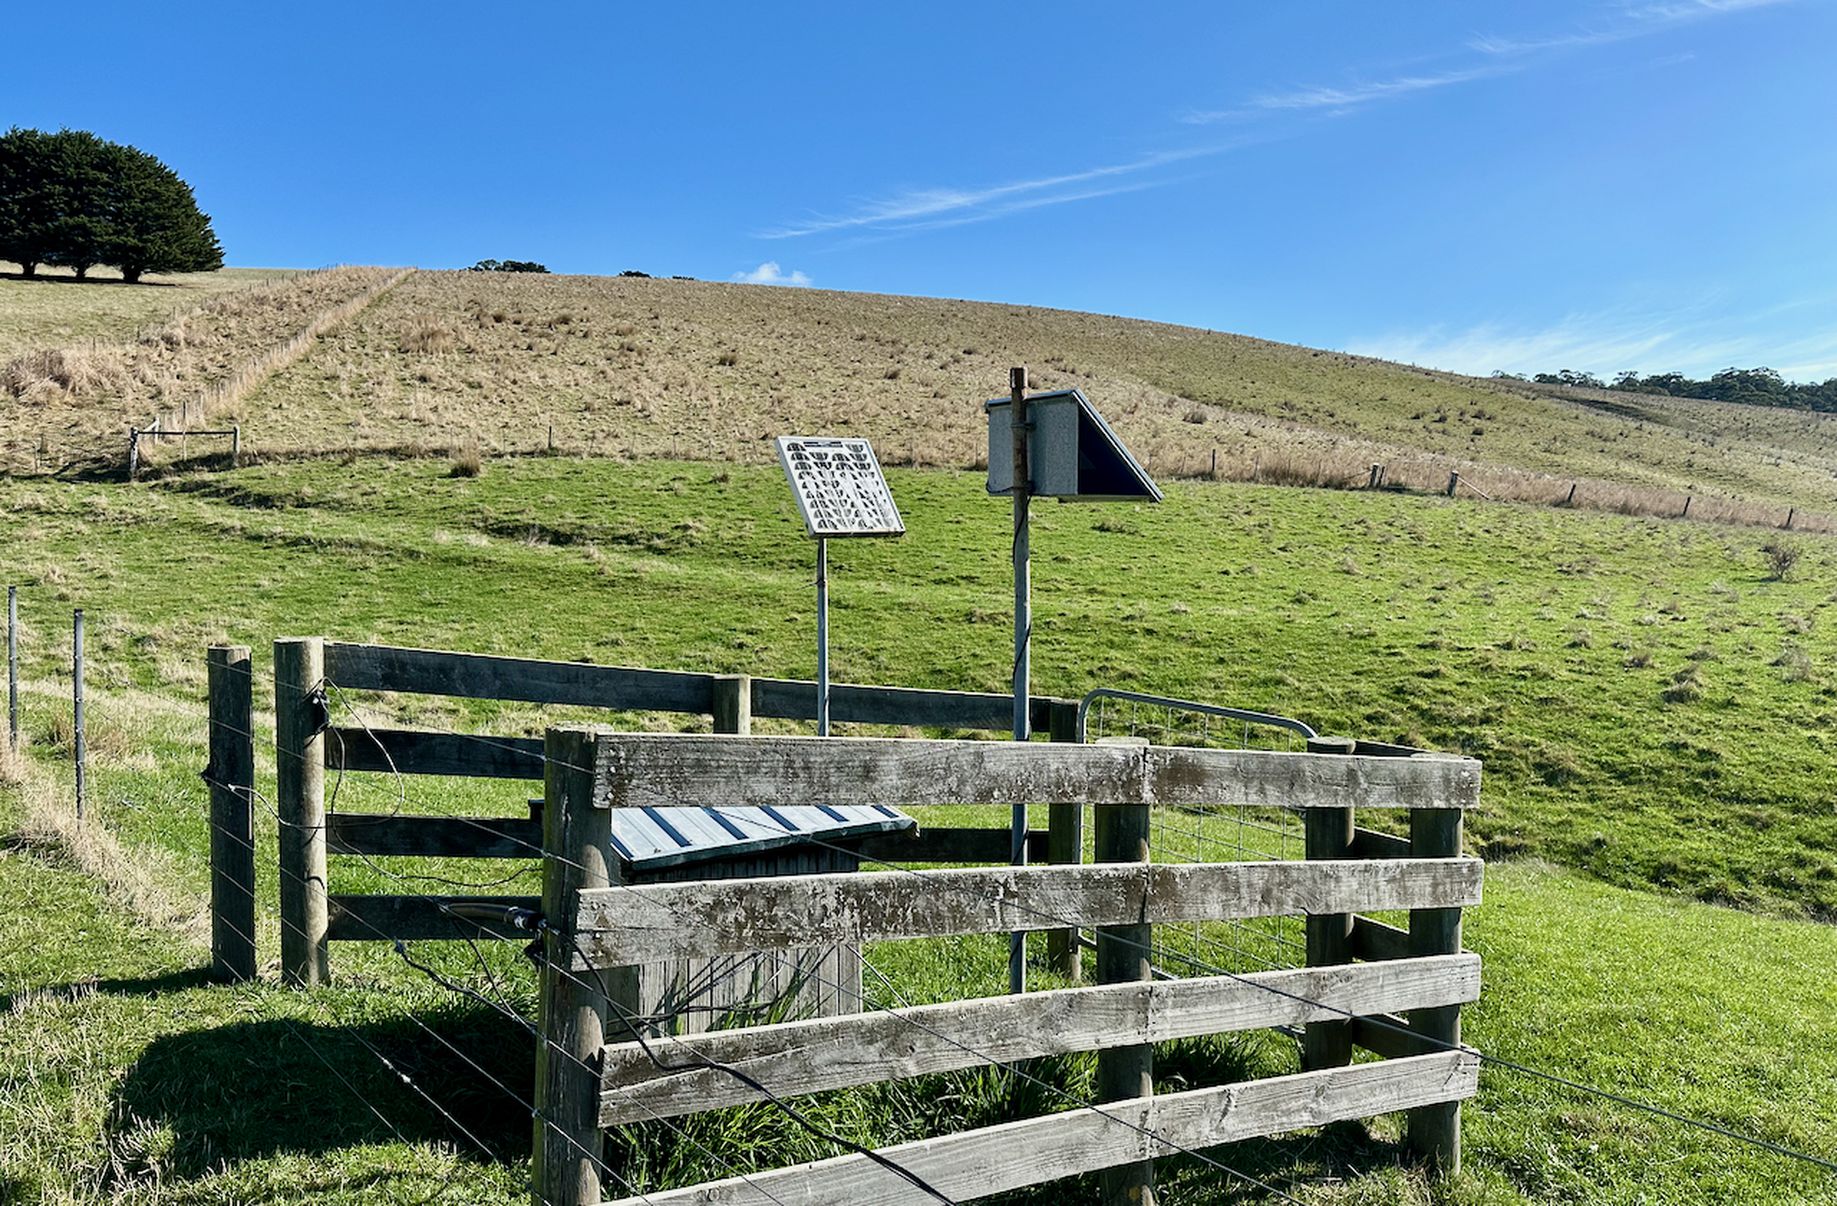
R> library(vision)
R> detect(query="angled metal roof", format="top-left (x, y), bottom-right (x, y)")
top-left (607, 804), bottom-right (915, 872)
top-left (984, 388), bottom-right (1163, 502)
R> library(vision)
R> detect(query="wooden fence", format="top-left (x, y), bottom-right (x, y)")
top-left (538, 731), bottom-right (1483, 1206)
top-left (204, 638), bottom-right (1088, 988)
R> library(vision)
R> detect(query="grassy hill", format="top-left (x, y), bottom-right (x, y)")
top-left (244, 270), bottom-right (1837, 521)
top-left (4, 459), bottom-right (1837, 1205)
top-left (4, 270), bottom-right (1837, 1203)
top-left (0, 264), bottom-right (298, 361)
top-left (7, 266), bottom-right (1837, 525)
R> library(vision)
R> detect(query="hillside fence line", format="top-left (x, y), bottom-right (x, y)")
top-left (126, 267), bottom-right (413, 477)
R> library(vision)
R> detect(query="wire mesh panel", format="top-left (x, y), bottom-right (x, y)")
top-left (1083, 692), bottom-right (1310, 978)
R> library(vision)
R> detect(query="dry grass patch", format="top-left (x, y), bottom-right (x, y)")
top-left (8, 757), bottom-right (208, 944)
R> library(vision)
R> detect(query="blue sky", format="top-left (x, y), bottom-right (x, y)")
top-left (6, 1), bottom-right (1833, 380)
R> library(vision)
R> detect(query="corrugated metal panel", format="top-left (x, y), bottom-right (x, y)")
top-left (607, 803), bottom-right (913, 872)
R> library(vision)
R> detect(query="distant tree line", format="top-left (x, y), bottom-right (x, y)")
top-left (0, 128), bottom-right (223, 282)
top-left (1495, 366), bottom-right (1837, 411)
top-left (469, 259), bottom-right (549, 273)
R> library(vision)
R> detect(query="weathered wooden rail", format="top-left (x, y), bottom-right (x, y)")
top-left (205, 638), bottom-right (1085, 985)
top-left (539, 730), bottom-right (1483, 1206)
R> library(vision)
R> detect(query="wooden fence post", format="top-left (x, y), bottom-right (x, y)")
top-left (1564, 482), bottom-right (1578, 507)
top-left (275, 636), bottom-right (328, 987)
top-left (712, 673), bottom-right (751, 735)
top-left (1407, 801), bottom-right (1465, 1175)
top-left (1302, 735), bottom-right (1356, 1072)
top-left (1045, 698), bottom-right (1083, 982)
top-left (1095, 795), bottom-right (1154, 1206)
top-left (1446, 472), bottom-right (1460, 498)
top-left (1785, 507), bottom-right (1795, 530)
top-left (207, 645), bottom-right (257, 981)
top-left (231, 425), bottom-right (241, 467)
top-left (534, 726), bottom-right (620, 1206)
top-left (127, 428), bottom-right (140, 479)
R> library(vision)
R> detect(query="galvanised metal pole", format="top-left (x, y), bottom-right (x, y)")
top-left (815, 536), bottom-right (830, 737)
top-left (1009, 365), bottom-right (1031, 994)
top-left (73, 608), bottom-right (85, 820)
top-left (7, 585), bottom-right (18, 750)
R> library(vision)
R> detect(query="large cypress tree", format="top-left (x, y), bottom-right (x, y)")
top-left (0, 128), bottom-right (72, 276)
top-left (0, 128), bottom-right (222, 282)
top-left (106, 145), bottom-right (223, 283)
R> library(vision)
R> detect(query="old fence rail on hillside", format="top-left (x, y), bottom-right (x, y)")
top-left (538, 731), bottom-right (1483, 1206)
top-left (204, 638), bottom-right (1089, 987)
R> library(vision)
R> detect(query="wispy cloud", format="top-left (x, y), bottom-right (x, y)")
top-left (732, 261), bottom-right (812, 287)
top-left (756, 0), bottom-right (1790, 244)
top-left (1348, 301), bottom-right (1837, 382)
top-left (1189, 66), bottom-right (1503, 123)
top-left (1187, 0), bottom-right (1792, 124)
top-left (760, 146), bottom-right (1214, 239)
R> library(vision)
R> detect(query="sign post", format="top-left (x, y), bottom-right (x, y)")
top-left (986, 377), bottom-right (1163, 995)
top-left (775, 437), bottom-right (904, 736)
top-left (815, 536), bottom-right (829, 734)
top-left (1008, 367), bottom-right (1031, 994)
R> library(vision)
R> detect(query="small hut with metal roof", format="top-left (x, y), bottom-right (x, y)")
top-left (610, 802), bottom-right (914, 1035)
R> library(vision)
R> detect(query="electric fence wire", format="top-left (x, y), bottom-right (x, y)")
top-left (412, 893), bottom-right (1299, 1206)
top-left (195, 772), bottom-right (777, 1206)
top-left (199, 892), bottom-right (523, 1206)
top-left (204, 655), bottom-right (1837, 1182)
top-left (295, 684), bottom-right (1349, 1201)
top-left (222, 669), bottom-right (1269, 1201)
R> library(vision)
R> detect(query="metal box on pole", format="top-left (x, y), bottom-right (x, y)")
top-left (985, 380), bottom-right (1160, 994)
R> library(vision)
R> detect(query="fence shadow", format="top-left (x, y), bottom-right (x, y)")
top-left (0, 967), bottom-right (216, 1014)
top-left (105, 1003), bottom-right (533, 1185)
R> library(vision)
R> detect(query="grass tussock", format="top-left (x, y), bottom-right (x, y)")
top-left (1762, 537), bottom-right (1802, 580)
top-left (0, 736), bottom-right (25, 786)
top-left (398, 313), bottom-right (457, 354)
top-left (449, 437), bottom-right (484, 478)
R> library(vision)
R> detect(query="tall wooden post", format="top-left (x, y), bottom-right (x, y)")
top-left (275, 636), bottom-right (328, 987)
top-left (207, 645), bottom-right (257, 981)
top-left (1302, 735), bottom-right (1357, 1071)
top-left (1045, 698), bottom-right (1084, 981)
top-left (533, 726), bottom-right (619, 1206)
top-left (1008, 365), bottom-right (1032, 995)
top-left (1446, 472), bottom-right (1460, 498)
top-left (1682, 495), bottom-right (1693, 518)
top-left (1564, 482), bottom-right (1578, 507)
top-left (1095, 797), bottom-right (1153, 1205)
top-left (1407, 802), bottom-right (1465, 1174)
top-left (712, 674), bottom-right (751, 736)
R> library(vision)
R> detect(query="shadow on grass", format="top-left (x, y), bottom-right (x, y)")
top-left (105, 1003), bottom-right (534, 1187)
top-left (0, 967), bottom-right (217, 1013)
top-left (0, 271), bottom-right (175, 287)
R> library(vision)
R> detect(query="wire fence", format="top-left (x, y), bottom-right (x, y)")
top-left (10, 635), bottom-right (1837, 1205)
top-left (1085, 693), bottom-right (1310, 980)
